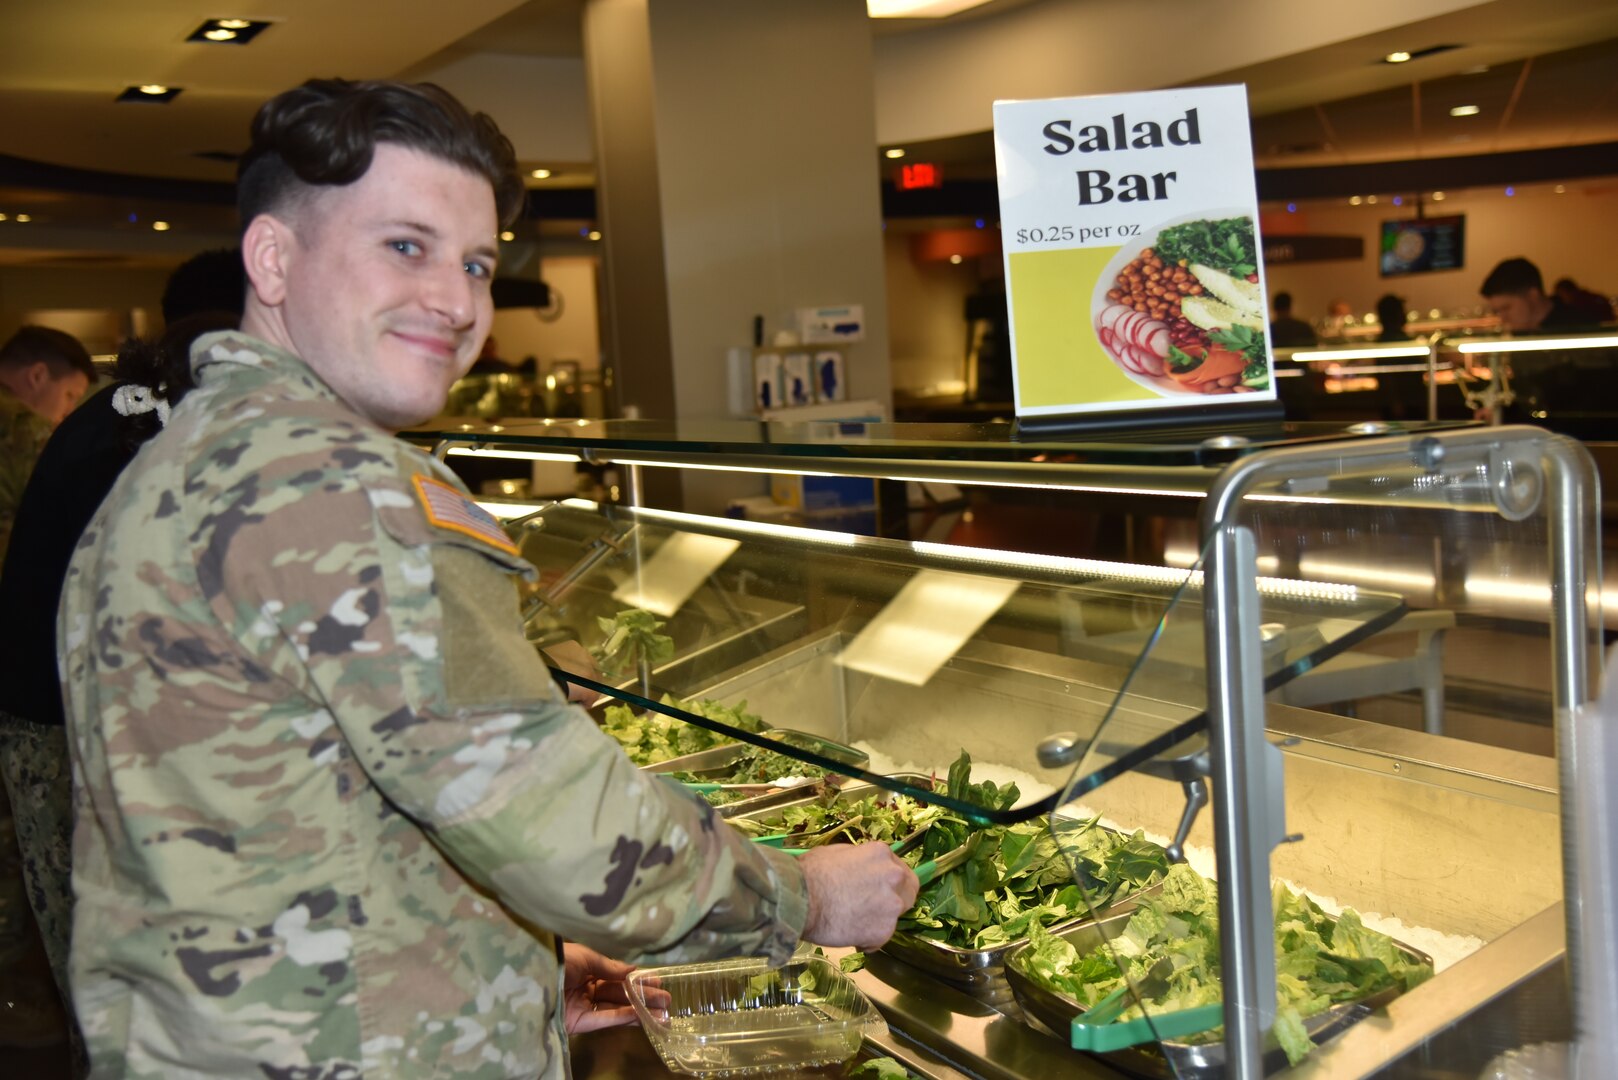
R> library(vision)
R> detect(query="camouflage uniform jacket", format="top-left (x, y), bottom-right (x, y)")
top-left (58, 331), bottom-right (809, 1079)
top-left (0, 382), bottom-right (55, 564)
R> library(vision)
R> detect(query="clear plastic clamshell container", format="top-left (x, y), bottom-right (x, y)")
top-left (626, 954), bottom-right (881, 1077)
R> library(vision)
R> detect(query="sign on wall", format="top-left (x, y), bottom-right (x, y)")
top-left (994, 85), bottom-right (1276, 420)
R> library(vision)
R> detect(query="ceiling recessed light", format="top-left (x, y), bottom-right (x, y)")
top-left (1450, 105), bottom-right (1480, 117)
top-left (0, 214), bottom-right (8, 222)
top-left (152, 221), bottom-right (171, 232)
top-left (529, 168), bottom-right (552, 179)
top-left (15, 214), bottom-right (32, 223)
top-left (884, 148), bottom-right (906, 159)
top-left (1554, 185), bottom-right (1566, 194)
top-left (499, 230), bottom-right (515, 242)
top-left (118, 85), bottom-right (182, 103)
top-left (1384, 51), bottom-right (1412, 63)
top-left (1366, 195), bottom-right (1379, 204)
top-left (1432, 191), bottom-right (1446, 201)
top-left (1349, 196), bottom-right (1363, 205)
top-left (187, 19), bottom-right (271, 45)
top-left (587, 230), bottom-right (602, 241)
top-left (948, 254), bottom-right (963, 264)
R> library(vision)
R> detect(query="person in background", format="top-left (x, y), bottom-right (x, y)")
top-left (1480, 258), bottom-right (1586, 332)
top-left (468, 332), bottom-right (514, 374)
top-left (1375, 295), bottom-right (1412, 341)
top-left (0, 324), bottom-right (92, 1052)
top-left (1268, 291), bottom-right (1316, 346)
top-left (0, 248), bottom-right (246, 1074)
top-left (1552, 277), bottom-right (1615, 324)
top-left (57, 77), bottom-right (915, 1078)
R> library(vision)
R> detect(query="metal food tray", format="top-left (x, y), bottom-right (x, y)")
top-left (641, 729), bottom-right (870, 820)
top-left (1002, 908), bottom-right (1434, 1079)
top-left (724, 773), bottom-right (941, 844)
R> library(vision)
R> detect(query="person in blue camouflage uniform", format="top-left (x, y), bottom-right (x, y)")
top-left (57, 79), bottom-right (917, 1078)
top-left (0, 324), bottom-right (93, 1050)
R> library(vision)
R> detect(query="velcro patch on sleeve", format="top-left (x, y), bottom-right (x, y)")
top-left (412, 474), bottom-right (521, 556)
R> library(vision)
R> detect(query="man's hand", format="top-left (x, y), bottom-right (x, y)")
top-left (543, 640), bottom-right (604, 706)
top-left (797, 843), bottom-right (920, 950)
top-left (562, 943), bottom-right (667, 1034)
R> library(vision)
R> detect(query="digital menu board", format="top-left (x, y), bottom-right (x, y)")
top-left (1380, 215), bottom-right (1466, 276)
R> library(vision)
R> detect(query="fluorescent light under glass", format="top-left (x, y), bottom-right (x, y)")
top-left (444, 447), bottom-right (579, 462)
top-left (1454, 335), bottom-right (1618, 354)
top-left (868, 0), bottom-right (994, 15)
top-left (1290, 346), bottom-right (1431, 361)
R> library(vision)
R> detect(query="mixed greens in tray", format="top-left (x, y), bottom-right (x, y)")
top-left (1013, 863), bottom-right (1434, 1065)
top-left (602, 694), bottom-right (765, 766)
top-left (729, 784), bottom-right (948, 846)
top-left (894, 753), bottom-right (1170, 951)
top-left (672, 745), bottom-right (837, 806)
top-left (593, 607), bottom-right (675, 678)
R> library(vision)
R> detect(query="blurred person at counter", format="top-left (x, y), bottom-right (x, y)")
top-left (1268, 291), bottom-right (1316, 346)
top-left (1480, 257), bottom-right (1586, 332)
top-left (0, 325), bottom-right (91, 1050)
top-left (468, 332), bottom-right (515, 374)
top-left (1552, 277), bottom-right (1615, 324)
top-left (1375, 294), bottom-right (1411, 341)
top-left (56, 77), bottom-right (917, 1079)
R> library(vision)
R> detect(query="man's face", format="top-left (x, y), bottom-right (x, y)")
top-left (278, 144), bottom-right (498, 430)
top-left (20, 363), bottom-right (89, 425)
top-left (1486, 290), bottom-right (1539, 332)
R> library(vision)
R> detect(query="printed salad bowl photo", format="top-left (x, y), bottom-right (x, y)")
top-left (1090, 210), bottom-right (1272, 399)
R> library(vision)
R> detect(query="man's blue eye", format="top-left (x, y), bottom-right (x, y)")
top-left (465, 262), bottom-right (492, 280)
top-left (390, 240), bottom-right (422, 256)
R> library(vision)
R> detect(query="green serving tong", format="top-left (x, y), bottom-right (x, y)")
top-left (1068, 957), bottom-right (1223, 1052)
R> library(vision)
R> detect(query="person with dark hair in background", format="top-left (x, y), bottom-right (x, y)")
top-left (56, 78), bottom-right (915, 1078)
top-left (1375, 295), bottom-right (1411, 341)
top-left (0, 248), bottom-right (245, 1074)
top-left (1552, 277), bottom-right (1615, 324)
top-left (0, 324), bottom-right (92, 1053)
top-left (1480, 257), bottom-right (1586, 332)
top-left (1269, 291), bottom-right (1316, 346)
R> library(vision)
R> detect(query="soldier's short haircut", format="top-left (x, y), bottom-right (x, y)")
top-left (0, 325), bottom-right (95, 380)
top-left (236, 79), bottom-right (525, 231)
top-left (1480, 257), bottom-right (1545, 299)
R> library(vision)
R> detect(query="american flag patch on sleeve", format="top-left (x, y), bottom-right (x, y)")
top-left (411, 474), bottom-right (520, 555)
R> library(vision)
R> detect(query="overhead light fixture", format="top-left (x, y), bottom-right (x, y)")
top-left (587, 230), bottom-right (602, 241)
top-left (1554, 184), bottom-right (1566, 194)
top-left (1366, 195), bottom-right (1379, 204)
top-left (152, 221), bottom-right (171, 232)
top-left (868, 0), bottom-right (995, 16)
top-left (529, 168), bottom-right (552, 179)
top-left (1384, 51), bottom-right (1412, 63)
top-left (14, 214), bottom-right (31, 223)
top-left (499, 230), bottom-right (515, 242)
top-left (1432, 191), bottom-right (1446, 201)
top-left (187, 18), bottom-right (272, 45)
top-left (1349, 195), bottom-right (1363, 205)
top-left (118, 84), bottom-right (182, 103)
top-left (948, 254), bottom-right (963, 264)
top-left (884, 148), bottom-right (906, 159)
top-left (1450, 104), bottom-right (1481, 117)
top-left (0, 214), bottom-right (8, 222)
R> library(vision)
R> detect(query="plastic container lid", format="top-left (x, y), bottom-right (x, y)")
top-left (627, 954), bottom-right (881, 1077)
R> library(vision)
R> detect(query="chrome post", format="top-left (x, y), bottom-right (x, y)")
top-left (431, 438), bottom-right (468, 462)
top-left (1425, 340), bottom-right (1439, 422)
top-left (1203, 522), bottom-right (1278, 1078)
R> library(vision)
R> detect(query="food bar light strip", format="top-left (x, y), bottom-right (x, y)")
top-left (1290, 346), bottom-right (1432, 362)
top-left (1452, 334), bottom-right (1618, 354)
top-left (562, 499), bottom-right (864, 547)
top-left (445, 447), bottom-right (580, 462)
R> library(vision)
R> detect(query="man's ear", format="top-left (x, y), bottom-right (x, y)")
top-left (22, 359), bottom-right (50, 393)
top-left (241, 213), bottom-right (294, 308)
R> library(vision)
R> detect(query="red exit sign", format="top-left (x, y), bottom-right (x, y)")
top-left (898, 162), bottom-right (943, 190)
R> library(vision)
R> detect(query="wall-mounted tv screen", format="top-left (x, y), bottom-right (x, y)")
top-left (1380, 215), bottom-right (1465, 276)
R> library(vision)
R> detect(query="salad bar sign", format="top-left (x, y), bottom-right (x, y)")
top-left (993, 85), bottom-right (1276, 419)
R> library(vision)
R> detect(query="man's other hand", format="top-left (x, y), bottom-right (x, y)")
top-left (797, 843), bottom-right (920, 950)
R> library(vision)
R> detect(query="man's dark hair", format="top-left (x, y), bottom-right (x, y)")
top-left (0, 325), bottom-right (95, 380)
top-left (1481, 257), bottom-right (1545, 298)
top-left (236, 79), bottom-right (525, 231)
top-left (162, 248), bottom-right (247, 324)
top-left (1273, 291), bottom-right (1295, 315)
top-left (1375, 294), bottom-right (1406, 329)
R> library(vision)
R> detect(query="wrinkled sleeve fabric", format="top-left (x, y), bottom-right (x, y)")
top-left (214, 439), bottom-right (808, 965)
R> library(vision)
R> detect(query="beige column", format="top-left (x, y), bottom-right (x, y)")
top-left (583, 0), bottom-right (892, 513)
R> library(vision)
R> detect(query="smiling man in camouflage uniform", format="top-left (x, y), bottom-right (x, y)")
top-left (57, 79), bottom-right (917, 1078)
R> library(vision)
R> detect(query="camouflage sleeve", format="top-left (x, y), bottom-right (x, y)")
top-left (217, 447), bottom-right (808, 966)
top-left (0, 406), bottom-right (52, 564)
